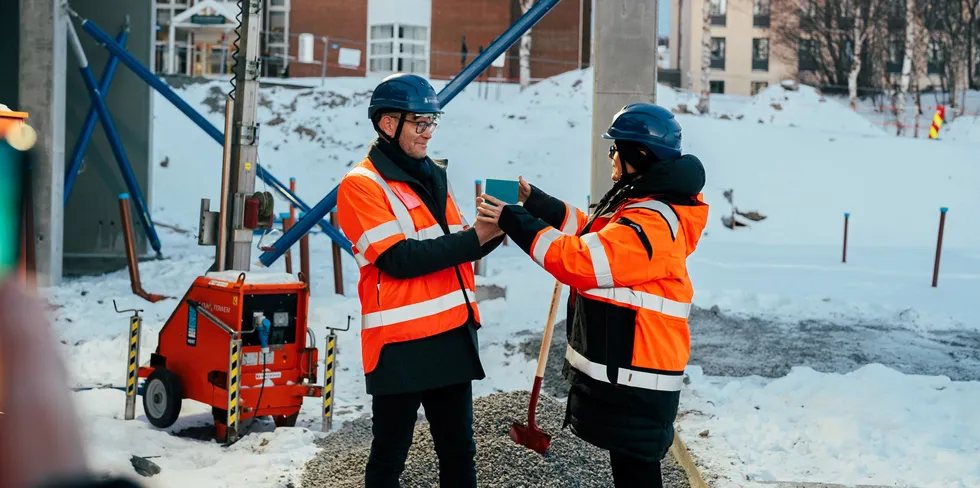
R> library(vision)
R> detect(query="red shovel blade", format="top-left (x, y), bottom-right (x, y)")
top-left (509, 421), bottom-right (551, 454)
top-left (509, 376), bottom-right (551, 454)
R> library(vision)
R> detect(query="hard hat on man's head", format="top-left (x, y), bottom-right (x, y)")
top-left (368, 73), bottom-right (442, 120)
top-left (601, 103), bottom-right (682, 161)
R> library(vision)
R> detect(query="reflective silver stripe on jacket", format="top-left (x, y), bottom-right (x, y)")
top-left (579, 287), bottom-right (691, 319)
top-left (624, 200), bottom-right (679, 240)
top-left (565, 345), bottom-right (683, 392)
top-left (560, 203), bottom-right (580, 235)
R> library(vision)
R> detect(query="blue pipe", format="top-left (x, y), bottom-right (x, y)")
top-left (75, 17), bottom-right (352, 252)
top-left (257, 2), bottom-right (560, 266)
top-left (438, 0), bottom-right (562, 107)
top-left (65, 26), bottom-right (129, 205)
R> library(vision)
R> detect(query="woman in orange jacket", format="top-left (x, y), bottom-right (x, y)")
top-left (477, 103), bottom-right (708, 487)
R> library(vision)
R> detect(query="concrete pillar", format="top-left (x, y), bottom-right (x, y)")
top-left (19, 0), bottom-right (67, 286)
top-left (589, 0), bottom-right (660, 204)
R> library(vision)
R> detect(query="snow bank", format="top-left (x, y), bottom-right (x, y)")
top-left (680, 364), bottom-right (980, 488)
top-left (943, 115), bottom-right (980, 143)
top-left (735, 82), bottom-right (888, 136)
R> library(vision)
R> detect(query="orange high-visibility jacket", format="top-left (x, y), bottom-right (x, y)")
top-left (336, 155), bottom-right (479, 375)
top-left (497, 157), bottom-right (708, 461)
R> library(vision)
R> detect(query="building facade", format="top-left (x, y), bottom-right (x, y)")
top-left (154, 0), bottom-right (290, 77)
top-left (287, 0), bottom-right (591, 82)
top-left (669, 0), bottom-right (950, 97)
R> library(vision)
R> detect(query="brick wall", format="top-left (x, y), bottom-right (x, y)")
top-left (287, 0), bottom-right (367, 78)
top-left (287, 0), bottom-right (588, 82)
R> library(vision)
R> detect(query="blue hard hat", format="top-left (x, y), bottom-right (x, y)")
top-left (368, 73), bottom-right (442, 120)
top-left (601, 103), bottom-right (682, 160)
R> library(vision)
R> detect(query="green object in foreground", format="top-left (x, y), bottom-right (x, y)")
top-left (0, 140), bottom-right (25, 279)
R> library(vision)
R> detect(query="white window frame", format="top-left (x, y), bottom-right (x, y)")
top-left (367, 22), bottom-right (429, 76)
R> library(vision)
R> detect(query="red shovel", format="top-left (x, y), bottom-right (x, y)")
top-left (509, 279), bottom-right (564, 454)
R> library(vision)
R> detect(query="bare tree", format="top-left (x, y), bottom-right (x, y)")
top-left (519, 0), bottom-right (534, 91)
top-left (931, 0), bottom-right (979, 115)
top-left (896, 0), bottom-right (917, 135)
top-left (911, 1), bottom-right (931, 137)
top-left (696, 0), bottom-right (713, 114)
top-left (847, 1), bottom-right (886, 109)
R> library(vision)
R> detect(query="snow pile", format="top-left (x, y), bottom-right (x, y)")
top-left (680, 364), bottom-right (980, 488)
top-left (943, 115), bottom-right (980, 143)
top-left (301, 390), bottom-right (690, 488)
top-left (735, 82), bottom-right (887, 136)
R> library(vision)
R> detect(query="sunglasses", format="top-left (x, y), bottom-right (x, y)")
top-left (608, 144), bottom-right (617, 158)
top-left (406, 118), bottom-right (438, 134)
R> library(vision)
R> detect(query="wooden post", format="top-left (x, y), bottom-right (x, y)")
top-left (842, 212), bottom-right (849, 263)
top-left (281, 212), bottom-right (293, 274)
top-left (932, 207), bottom-right (948, 287)
top-left (300, 212), bottom-right (311, 287)
top-left (330, 211), bottom-right (343, 295)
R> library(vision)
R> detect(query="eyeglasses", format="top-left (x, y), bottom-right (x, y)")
top-left (608, 144), bottom-right (617, 158)
top-left (406, 118), bottom-right (438, 134)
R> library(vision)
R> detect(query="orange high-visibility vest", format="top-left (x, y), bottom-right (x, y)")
top-left (336, 157), bottom-right (479, 374)
top-left (530, 194), bottom-right (708, 390)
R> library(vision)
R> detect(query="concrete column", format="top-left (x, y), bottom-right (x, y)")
top-left (589, 0), bottom-right (660, 204)
top-left (19, 0), bottom-right (67, 286)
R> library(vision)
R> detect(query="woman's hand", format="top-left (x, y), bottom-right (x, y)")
top-left (477, 194), bottom-right (506, 226)
top-left (518, 176), bottom-right (532, 203)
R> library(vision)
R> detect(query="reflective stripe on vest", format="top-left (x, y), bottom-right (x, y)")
top-left (561, 203), bottom-right (580, 235)
top-left (624, 200), bottom-right (679, 240)
top-left (531, 228), bottom-right (614, 289)
top-left (362, 288), bottom-right (477, 329)
top-left (347, 166), bottom-right (464, 267)
top-left (565, 344), bottom-right (683, 392)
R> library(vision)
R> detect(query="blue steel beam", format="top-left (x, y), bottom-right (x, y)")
top-left (68, 14), bottom-right (352, 253)
top-left (65, 25), bottom-right (128, 205)
top-left (66, 18), bottom-right (162, 254)
top-left (257, 0), bottom-right (562, 267)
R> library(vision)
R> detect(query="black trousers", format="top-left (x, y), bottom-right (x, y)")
top-left (365, 381), bottom-right (477, 488)
top-left (610, 451), bottom-right (663, 487)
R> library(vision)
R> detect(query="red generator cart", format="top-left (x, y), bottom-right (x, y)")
top-left (134, 271), bottom-right (326, 443)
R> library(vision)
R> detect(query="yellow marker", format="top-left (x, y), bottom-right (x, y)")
top-left (245, 162), bottom-right (252, 171)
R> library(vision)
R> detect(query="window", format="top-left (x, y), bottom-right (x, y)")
top-left (709, 80), bottom-right (725, 94)
top-left (886, 39), bottom-right (903, 73)
top-left (753, 0), bottom-right (770, 27)
top-left (369, 23), bottom-right (428, 75)
top-left (270, 0), bottom-right (286, 5)
top-left (751, 81), bottom-right (768, 95)
top-left (927, 39), bottom-right (942, 74)
top-left (269, 11), bottom-right (286, 43)
top-left (709, 0), bottom-right (727, 26)
top-left (710, 37), bottom-right (726, 70)
top-left (798, 38), bottom-right (818, 72)
top-left (752, 38), bottom-right (769, 71)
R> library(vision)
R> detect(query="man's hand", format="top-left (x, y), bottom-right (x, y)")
top-left (473, 197), bottom-right (504, 245)
top-left (518, 176), bottom-right (532, 203)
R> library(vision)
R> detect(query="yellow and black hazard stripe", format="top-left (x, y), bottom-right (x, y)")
top-left (322, 333), bottom-right (336, 430)
top-left (227, 340), bottom-right (240, 434)
top-left (126, 316), bottom-right (140, 396)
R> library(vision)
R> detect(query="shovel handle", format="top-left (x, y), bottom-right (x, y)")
top-left (535, 279), bottom-right (563, 378)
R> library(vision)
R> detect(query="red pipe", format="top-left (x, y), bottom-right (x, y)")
top-left (118, 195), bottom-right (169, 303)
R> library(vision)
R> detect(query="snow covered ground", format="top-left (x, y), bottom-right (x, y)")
top-left (40, 68), bottom-right (980, 487)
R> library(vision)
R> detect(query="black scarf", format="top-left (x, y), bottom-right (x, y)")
top-left (375, 136), bottom-right (435, 195)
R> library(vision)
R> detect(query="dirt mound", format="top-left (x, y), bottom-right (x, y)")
top-left (302, 390), bottom-right (690, 487)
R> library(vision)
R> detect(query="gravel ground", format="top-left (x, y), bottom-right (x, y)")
top-left (688, 305), bottom-right (980, 379)
top-left (302, 390), bottom-right (690, 487)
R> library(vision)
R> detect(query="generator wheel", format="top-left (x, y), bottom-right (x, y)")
top-left (143, 368), bottom-right (182, 428)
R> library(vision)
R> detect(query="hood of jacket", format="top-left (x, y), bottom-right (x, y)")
top-left (624, 154), bottom-right (709, 253)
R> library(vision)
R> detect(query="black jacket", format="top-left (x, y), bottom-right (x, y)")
top-left (501, 155), bottom-right (706, 462)
top-left (363, 141), bottom-right (503, 396)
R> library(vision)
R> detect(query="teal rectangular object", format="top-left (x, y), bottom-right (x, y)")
top-left (484, 178), bottom-right (519, 205)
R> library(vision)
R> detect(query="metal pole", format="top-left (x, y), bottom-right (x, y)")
top-left (932, 207), bottom-right (948, 287)
top-left (321, 37), bottom-right (328, 87)
top-left (300, 212), bottom-right (311, 286)
top-left (123, 312), bottom-right (142, 421)
top-left (578, 0), bottom-right (584, 69)
top-left (281, 212), bottom-right (293, 273)
top-left (217, 97), bottom-right (234, 271)
top-left (322, 330), bottom-right (336, 432)
top-left (842, 212), bottom-right (849, 263)
top-left (224, 0), bottom-right (265, 271)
